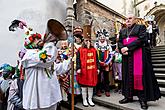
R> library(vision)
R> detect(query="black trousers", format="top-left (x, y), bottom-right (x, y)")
top-left (96, 70), bottom-right (110, 92)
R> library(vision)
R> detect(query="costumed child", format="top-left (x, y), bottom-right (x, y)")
top-left (94, 29), bottom-right (113, 97)
top-left (68, 27), bottom-right (83, 105)
top-left (7, 48), bottom-right (26, 110)
top-left (9, 19), bottom-right (71, 110)
top-left (0, 64), bottom-right (15, 110)
top-left (112, 47), bottom-right (122, 93)
top-left (57, 40), bottom-right (70, 102)
top-left (76, 25), bottom-right (100, 107)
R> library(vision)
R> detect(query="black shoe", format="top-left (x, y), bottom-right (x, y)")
top-left (140, 101), bottom-right (148, 109)
top-left (119, 98), bottom-right (133, 104)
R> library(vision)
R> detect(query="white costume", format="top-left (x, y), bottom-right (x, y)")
top-left (21, 42), bottom-right (70, 110)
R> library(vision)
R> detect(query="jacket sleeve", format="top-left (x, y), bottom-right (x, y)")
top-left (21, 42), bottom-right (57, 68)
top-left (9, 94), bottom-right (23, 109)
top-left (127, 25), bottom-right (147, 51)
top-left (76, 50), bottom-right (81, 71)
top-left (54, 59), bottom-right (71, 75)
top-left (8, 79), bottom-right (24, 109)
top-left (96, 52), bottom-right (100, 70)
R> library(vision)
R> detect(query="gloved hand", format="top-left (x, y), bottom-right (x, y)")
top-left (77, 69), bottom-right (81, 74)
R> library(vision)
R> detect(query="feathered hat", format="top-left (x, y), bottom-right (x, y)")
top-left (73, 26), bottom-right (83, 42)
top-left (9, 19), bottom-right (68, 48)
top-left (96, 29), bottom-right (109, 40)
top-left (83, 25), bottom-right (91, 39)
top-left (9, 19), bottom-right (42, 49)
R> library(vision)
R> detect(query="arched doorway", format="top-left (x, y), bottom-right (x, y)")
top-left (146, 4), bottom-right (165, 46)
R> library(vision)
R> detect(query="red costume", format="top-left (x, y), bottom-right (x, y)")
top-left (76, 47), bottom-right (98, 86)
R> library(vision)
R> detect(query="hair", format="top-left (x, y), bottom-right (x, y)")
top-left (82, 39), bottom-right (93, 48)
top-left (126, 12), bottom-right (137, 19)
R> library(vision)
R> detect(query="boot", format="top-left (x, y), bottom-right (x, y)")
top-left (81, 87), bottom-right (88, 107)
top-left (88, 87), bottom-right (95, 107)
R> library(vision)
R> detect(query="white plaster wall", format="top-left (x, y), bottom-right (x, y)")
top-left (0, 0), bottom-right (67, 66)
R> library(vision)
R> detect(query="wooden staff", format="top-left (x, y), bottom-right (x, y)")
top-left (71, 18), bottom-right (75, 110)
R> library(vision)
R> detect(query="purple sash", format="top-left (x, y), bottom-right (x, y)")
top-left (123, 37), bottom-right (143, 90)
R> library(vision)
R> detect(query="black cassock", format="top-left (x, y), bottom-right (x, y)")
top-left (118, 24), bottom-right (161, 101)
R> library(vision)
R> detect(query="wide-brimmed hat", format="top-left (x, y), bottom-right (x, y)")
top-left (43, 19), bottom-right (68, 43)
top-left (73, 26), bottom-right (83, 41)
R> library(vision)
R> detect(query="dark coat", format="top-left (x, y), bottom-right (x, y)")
top-left (118, 24), bottom-right (161, 101)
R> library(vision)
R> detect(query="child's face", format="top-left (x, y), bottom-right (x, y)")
top-left (58, 50), bottom-right (62, 55)
top-left (75, 37), bottom-right (81, 44)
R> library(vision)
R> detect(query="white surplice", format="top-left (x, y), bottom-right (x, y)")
top-left (21, 42), bottom-right (70, 110)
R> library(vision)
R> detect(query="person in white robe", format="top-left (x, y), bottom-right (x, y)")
top-left (21, 41), bottom-right (71, 110)
top-left (14, 18), bottom-right (70, 110)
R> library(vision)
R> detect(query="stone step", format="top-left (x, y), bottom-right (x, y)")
top-left (155, 73), bottom-right (165, 78)
top-left (75, 101), bottom-right (111, 110)
top-left (157, 79), bottom-right (165, 85)
top-left (151, 50), bottom-right (165, 54)
top-left (152, 56), bottom-right (165, 59)
top-left (152, 53), bottom-right (165, 57)
top-left (152, 46), bottom-right (165, 48)
top-left (160, 87), bottom-right (165, 95)
top-left (153, 68), bottom-right (165, 72)
top-left (152, 60), bottom-right (165, 63)
top-left (60, 99), bottom-right (113, 110)
top-left (62, 92), bottom-right (165, 110)
top-left (151, 48), bottom-right (165, 52)
top-left (152, 64), bottom-right (165, 67)
top-left (92, 92), bottom-right (165, 110)
top-left (93, 94), bottom-right (133, 110)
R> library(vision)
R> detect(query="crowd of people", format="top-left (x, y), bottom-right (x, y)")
top-left (0, 14), bottom-right (161, 110)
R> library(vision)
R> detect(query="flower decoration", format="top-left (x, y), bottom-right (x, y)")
top-left (24, 33), bottom-right (42, 49)
top-left (39, 51), bottom-right (48, 63)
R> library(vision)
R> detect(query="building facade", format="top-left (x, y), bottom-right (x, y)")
top-left (73, 0), bottom-right (126, 41)
top-left (96, 0), bottom-right (165, 45)
top-left (136, 0), bottom-right (165, 45)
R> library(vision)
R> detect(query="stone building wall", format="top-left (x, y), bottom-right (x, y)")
top-left (75, 0), bottom-right (126, 40)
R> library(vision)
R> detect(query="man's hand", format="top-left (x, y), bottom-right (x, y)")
top-left (77, 69), bottom-right (81, 74)
top-left (121, 47), bottom-right (128, 54)
top-left (123, 52), bottom-right (128, 55)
